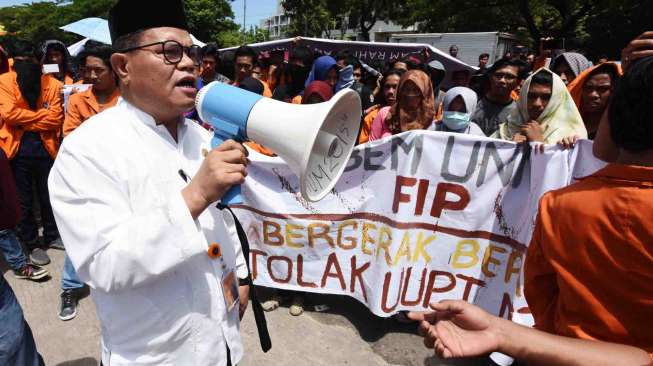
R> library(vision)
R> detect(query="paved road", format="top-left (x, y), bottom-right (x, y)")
top-left (3, 249), bottom-right (492, 366)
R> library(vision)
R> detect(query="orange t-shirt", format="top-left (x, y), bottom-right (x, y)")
top-left (358, 106), bottom-right (380, 145)
top-left (63, 87), bottom-right (120, 137)
top-left (525, 164), bottom-right (653, 356)
top-left (0, 72), bottom-right (64, 159)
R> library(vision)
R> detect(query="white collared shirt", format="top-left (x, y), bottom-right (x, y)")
top-left (49, 99), bottom-right (247, 366)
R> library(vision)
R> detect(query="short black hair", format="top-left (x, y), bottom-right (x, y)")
top-left (77, 40), bottom-right (114, 68)
top-left (489, 58), bottom-right (528, 80)
top-left (113, 30), bottom-right (145, 51)
top-left (238, 76), bottom-right (264, 95)
top-left (334, 49), bottom-right (352, 62)
top-left (234, 45), bottom-right (258, 63)
top-left (530, 69), bottom-right (553, 87)
top-left (201, 43), bottom-right (219, 60)
top-left (11, 39), bottom-right (37, 59)
top-left (289, 45), bottom-right (313, 66)
top-left (479, 53), bottom-right (490, 60)
top-left (609, 56), bottom-right (653, 152)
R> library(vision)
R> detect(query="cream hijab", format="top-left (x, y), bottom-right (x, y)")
top-left (494, 68), bottom-right (587, 143)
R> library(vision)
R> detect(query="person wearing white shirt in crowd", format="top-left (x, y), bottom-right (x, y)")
top-left (47, 0), bottom-right (250, 365)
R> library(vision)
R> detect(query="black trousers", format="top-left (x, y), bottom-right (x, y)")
top-left (10, 155), bottom-right (59, 249)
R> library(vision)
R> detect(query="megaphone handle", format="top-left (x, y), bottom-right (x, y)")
top-left (211, 134), bottom-right (244, 206)
top-left (221, 185), bottom-right (243, 205)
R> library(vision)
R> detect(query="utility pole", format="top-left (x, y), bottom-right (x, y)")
top-left (243, 0), bottom-right (247, 32)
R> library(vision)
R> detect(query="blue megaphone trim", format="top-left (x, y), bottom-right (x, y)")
top-left (196, 82), bottom-right (264, 205)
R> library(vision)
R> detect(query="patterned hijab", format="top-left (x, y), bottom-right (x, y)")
top-left (495, 68), bottom-right (587, 144)
top-left (385, 69), bottom-right (435, 134)
top-left (552, 52), bottom-right (592, 81)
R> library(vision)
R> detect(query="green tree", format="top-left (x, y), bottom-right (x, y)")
top-left (584, 0), bottom-right (653, 60)
top-left (283, 0), bottom-right (401, 41)
top-left (185, 0), bottom-right (239, 45)
top-left (0, 0), bottom-right (238, 47)
top-left (341, 0), bottom-right (393, 41)
top-left (282, 0), bottom-right (333, 38)
top-left (218, 26), bottom-right (269, 47)
top-left (391, 0), bottom-right (599, 49)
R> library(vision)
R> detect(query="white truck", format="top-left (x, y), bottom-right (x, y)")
top-left (389, 31), bottom-right (519, 67)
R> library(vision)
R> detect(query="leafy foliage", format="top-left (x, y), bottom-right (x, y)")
top-left (0, 0), bottom-right (245, 48)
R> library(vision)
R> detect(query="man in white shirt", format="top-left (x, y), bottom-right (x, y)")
top-left (48, 0), bottom-right (250, 364)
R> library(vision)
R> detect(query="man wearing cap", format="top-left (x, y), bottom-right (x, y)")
top-left (48, 1), bottom-right (250, 364)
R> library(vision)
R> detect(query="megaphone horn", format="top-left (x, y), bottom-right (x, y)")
top-left (196, 82), bottom-right (362, 204)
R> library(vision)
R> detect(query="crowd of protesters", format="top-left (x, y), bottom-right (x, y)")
top-left (0, 9), bottom-right (652, 363)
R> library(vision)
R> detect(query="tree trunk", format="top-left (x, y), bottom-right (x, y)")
top-left (517, 0), bottom-right (542, 42)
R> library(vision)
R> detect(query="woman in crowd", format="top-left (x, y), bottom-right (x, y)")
top-left (550, 52), bottom-right (592, 86)
top-left (493, 68), bottom-right (587, 144)
top-left (304, 55), bottom-right (339, 91)
top-left (368, 69), bottom-right (434, 141)
top-left (567, 62), bottom-right (622, 139)
top-left (40, 40), bottom-right (76, 84)
top-left (431, 87), bottom-right (485, 135)
top-left (358, 68), bottom-right (404, 144)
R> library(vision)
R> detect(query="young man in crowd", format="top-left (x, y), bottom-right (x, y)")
top-left (231, 45), bottom-right (271, 97)
top-left (0, 40), bottom-right (64, 266)
top-left (449, 45), bottom-right (459, 58)
top-left (567, 63), bottom-right (622, 139)
top-left (478, 53), bottom-right (490, 71)
top-left (49, 0), bottom-right (253, 364)
top-left (471, 59), bottom-right (523, 136)
top-left (63, 41), bottom-right (120, 136)
top-left (58, 41), bottom-right (121, 321)
top-left (199, 43), bottom-right (230, 86)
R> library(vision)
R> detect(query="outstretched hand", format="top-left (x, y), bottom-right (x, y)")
top-left (407, 300), bottom-right (502, 359)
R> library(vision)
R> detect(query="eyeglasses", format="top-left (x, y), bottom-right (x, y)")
top-left (119, 40), bottom-right (201, 66)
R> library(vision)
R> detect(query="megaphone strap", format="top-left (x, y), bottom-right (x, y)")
top-left (220, 203), bottom-right (272, 353)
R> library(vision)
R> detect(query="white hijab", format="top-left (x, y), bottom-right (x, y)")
top-left (442, 86), bottom-right (478, 113)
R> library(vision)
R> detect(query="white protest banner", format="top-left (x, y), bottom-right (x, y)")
top-left (233, 131), bottom-right (605, 320)
top-left (220, 37), bottom-right (475, 88)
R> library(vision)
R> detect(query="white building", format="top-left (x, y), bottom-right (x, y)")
top-left (259, 1), bottom-right (290, 40)
top-left (260, 0), bottom-right (417, 41)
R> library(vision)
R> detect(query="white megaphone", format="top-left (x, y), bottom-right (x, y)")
top-left (195, 82), bottom-right (362, 205)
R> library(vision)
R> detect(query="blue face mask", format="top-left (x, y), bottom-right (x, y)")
top-left (442, 111), bottom-right (471, 131)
